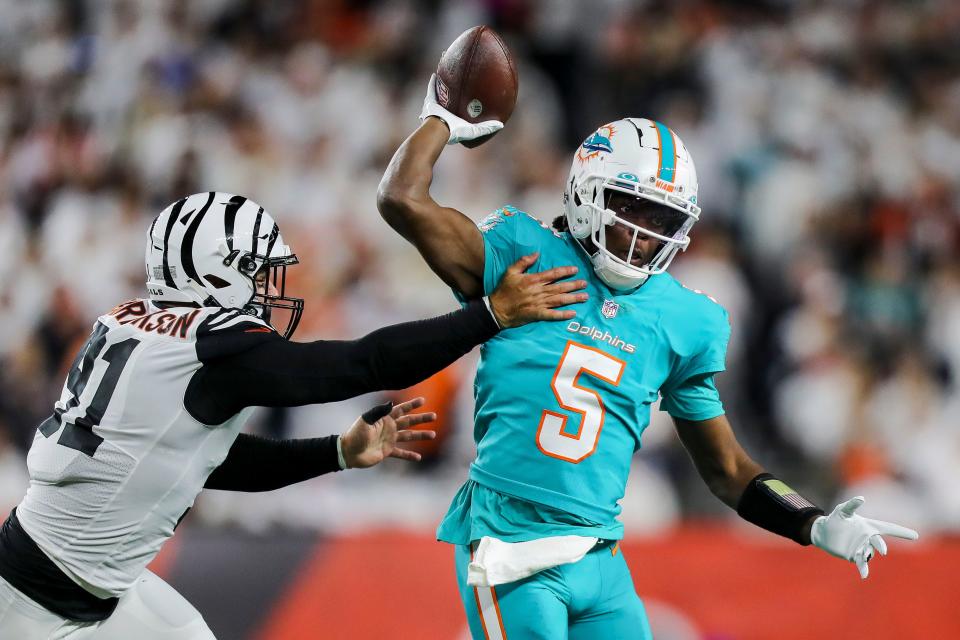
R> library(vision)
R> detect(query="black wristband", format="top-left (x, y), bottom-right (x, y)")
top-left (736, 473), bottom-right (824, 545)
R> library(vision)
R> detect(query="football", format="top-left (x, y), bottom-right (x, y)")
top-left (435, 25), bottom-right (518, 148)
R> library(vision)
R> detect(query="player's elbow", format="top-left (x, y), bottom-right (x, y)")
top-left (377, 177), bottom-right (418, 227)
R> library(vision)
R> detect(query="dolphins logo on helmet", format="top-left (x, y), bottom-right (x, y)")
top-left (576, 123), bottom-right (617, 163)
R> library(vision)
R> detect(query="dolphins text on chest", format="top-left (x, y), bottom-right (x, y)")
top-left (566, 321), bottom-right (636, 354)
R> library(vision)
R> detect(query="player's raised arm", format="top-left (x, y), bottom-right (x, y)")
top-left (377, 76), bottom-right (503, 298)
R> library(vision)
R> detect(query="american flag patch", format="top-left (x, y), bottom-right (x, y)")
top-left (763, 479), bottom-right (816, 510)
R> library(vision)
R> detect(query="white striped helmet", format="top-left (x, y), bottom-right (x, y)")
top-left (145, 192), bottom-right (303, 338)
top-left (564, 118), bottom-right (701, 290)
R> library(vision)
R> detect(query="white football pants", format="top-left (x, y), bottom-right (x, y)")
top-left (0, 570), bottom-right (215, 640)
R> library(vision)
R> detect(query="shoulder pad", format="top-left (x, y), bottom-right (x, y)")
top-left (478, 205), bottom-right (563, 239)
top-left (197, 309), bottom-right (273, 336)
top-left (195, 309), bottom-right (277, 361)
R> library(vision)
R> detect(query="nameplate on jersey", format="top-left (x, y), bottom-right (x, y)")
top-left (109, 300), bottom-right (200, 338)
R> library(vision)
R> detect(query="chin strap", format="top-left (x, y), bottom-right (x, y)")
top-left (592, 252), bottom-right (649, 291)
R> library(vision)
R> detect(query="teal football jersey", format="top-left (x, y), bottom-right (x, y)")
top-left (454, 206), bottom-right (730, 531)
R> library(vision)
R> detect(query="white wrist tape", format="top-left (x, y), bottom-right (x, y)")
top-left (482, 296), bottom-right (502, 329)
top-left (336, 435), bottom-right (348, 470)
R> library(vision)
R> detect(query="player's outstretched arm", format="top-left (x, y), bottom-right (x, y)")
top-left (675, 414), bottom-right (918, 578)
top-left (203, 399), bottom-right (437, 492)
top-left (377, 76), bottom-right (503, 298)
top-left (674, 414), bottom-right (764, 508)
top-left (188, 255), bottom-right (585, 424)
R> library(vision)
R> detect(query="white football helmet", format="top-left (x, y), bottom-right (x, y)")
top-left (563, 118), bottom-right (701, 290)
top-left (145, 192), bottom-right (303, 337)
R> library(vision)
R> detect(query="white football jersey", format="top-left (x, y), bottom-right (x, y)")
top-left (15, 300), bottom-right (267, 598)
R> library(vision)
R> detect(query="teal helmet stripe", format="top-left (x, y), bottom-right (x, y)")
top-left (653, 121), bottom-right (677, 182)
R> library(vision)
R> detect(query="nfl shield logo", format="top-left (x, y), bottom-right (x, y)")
top-left (601, 299), bottom-right (619, 319)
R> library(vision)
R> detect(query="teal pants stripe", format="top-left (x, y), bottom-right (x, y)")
top-left (454, 543), bottom-right (653, 639)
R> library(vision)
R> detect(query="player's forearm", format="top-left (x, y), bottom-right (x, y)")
top-left (377, 119), bottom-right (486, 296)
top-left (204, 434), bottom-right (342, 492)
top-left (705, 454), bottom-right (764, 509)
top-left (192, 300), bottom-right (498, 422)
top-left (705, 439), bottom-right (823, 545)
top-left (676, 416), bottom-right (763, 508)
top-left (377, 118), bottom-right (449, 233)
top-left (348, 298), bottom-right (497, 391)
top-left (678, 415), bottom-right (820, 543)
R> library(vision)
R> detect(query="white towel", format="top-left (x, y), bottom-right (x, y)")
top-left (466, 535), bottom-right (599, 587)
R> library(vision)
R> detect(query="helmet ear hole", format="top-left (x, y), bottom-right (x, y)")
top-left (204, 274), bottom-right (231, 289)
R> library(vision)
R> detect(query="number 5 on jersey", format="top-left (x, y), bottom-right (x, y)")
top-left (536, 341), bottom-right (625, 463)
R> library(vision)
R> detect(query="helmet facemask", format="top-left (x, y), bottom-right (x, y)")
top-left (223, 249), bottom-right (304, 339)
top-left (574, 172), bottom-right (700, 290)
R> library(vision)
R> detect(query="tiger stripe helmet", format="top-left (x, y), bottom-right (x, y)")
top-left (145, 192), bottom-right (303, 338)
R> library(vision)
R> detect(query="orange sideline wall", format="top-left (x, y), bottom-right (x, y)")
top-left (248, 525), bottom-right (957, 640)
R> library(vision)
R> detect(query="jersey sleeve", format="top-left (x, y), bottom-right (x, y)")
top-left (660, 302), bottom-right (730, 421)
top-left (660, 373), bottom-right (725, 421)
top-left (477, 206), bottom-right (557, 296)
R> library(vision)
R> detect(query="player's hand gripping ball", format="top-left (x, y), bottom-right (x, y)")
top-left (429, 25), bottom-right (518, 148)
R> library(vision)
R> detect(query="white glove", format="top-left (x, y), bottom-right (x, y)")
top-left (420, 74), bottom-right (503, 145)
top-left (811, 496), bottom-right (919, 579)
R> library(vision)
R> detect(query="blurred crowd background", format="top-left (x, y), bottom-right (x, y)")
top-left (2, 0), bottom-right (960, 547)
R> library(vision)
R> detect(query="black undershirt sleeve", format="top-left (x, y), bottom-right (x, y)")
top-left (204, 433), bottom-right (341, 491)
top-left (186, 299), bottom-right (498, 425)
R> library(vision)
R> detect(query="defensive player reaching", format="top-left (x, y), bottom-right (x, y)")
top-left (377, 78), bottom-right (920, 639)
top-left (0, 192), bottom-right (588, 639)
